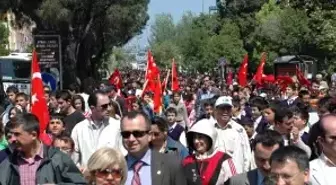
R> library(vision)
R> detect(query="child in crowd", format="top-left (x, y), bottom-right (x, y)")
top-left (291, 106), bottom-right (310, 145)
top-left (47, 113), bottom-right (66, 140)
top-left (52, 134), bottom-right (75, 157)
top-left (165, 107), bottom-right (187, 147)
top-left (250, 97), bottom-right (269, 133)
top-left (239, 116), bottom-right (255, 141)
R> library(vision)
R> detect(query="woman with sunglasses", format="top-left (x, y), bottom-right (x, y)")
top-left (85, 147), bottom-right (127, 185)
top-left (183, 119), bottom-right (237, 185)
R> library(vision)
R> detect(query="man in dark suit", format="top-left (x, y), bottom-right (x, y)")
top-left (226, 130), bottom-right (284, 185)
top-left (121, 111), bottom-right (187, 185)
top-left (281, 84), bottom-right (300, 108)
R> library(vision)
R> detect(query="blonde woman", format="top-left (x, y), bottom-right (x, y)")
top-left (85, 147), bottom-right (127, 185)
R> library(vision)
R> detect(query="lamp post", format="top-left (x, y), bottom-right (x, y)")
top-left (202, 0), bottom-right (204, 13)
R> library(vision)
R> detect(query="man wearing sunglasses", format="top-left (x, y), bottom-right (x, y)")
top-left (122, 111), bottom-right (187, 185)
top-left (71, 90), bottom-right (124, 167)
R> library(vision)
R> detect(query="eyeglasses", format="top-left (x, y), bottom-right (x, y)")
top-left (121, 130), bottom-right (149, 138)
top-left (56, 147), bottom-right (73, 153)
top-left (96, 168), bottom-right (123, 179)
top-left (269, 171), bottom-right (302, 183)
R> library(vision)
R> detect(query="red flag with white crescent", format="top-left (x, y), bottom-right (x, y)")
top-left (171, 58), bottom-right (180, 91)
top-left (109, 68), bottom-right (123, 89)
top-left (31, 50), bottom-right (50, 143)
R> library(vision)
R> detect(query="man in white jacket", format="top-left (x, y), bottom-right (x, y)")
top-left (213, 96), bottom-right (252, 173)
top-left (310, 114), bottom-right (336, 185)
top-left (71, 90), bottom-right (124, 167)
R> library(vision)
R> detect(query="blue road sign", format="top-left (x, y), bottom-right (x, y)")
top-left (42, 72), bottom-right (57, 91)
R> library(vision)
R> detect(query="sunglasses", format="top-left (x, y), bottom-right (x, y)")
top-left (100, 103), bottom-right (110, 109)
top-left (96, 168), bottom-right (123, 179)
top-left (121, 130), bottom-right (149, 138)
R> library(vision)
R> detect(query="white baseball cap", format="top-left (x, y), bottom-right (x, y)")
top-left (215, 96), bottom-right (233, 107)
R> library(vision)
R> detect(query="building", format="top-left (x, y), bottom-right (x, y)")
top-left (0, 11), bottom-right (34, 52)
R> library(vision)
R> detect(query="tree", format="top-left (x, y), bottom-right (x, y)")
top-left (254, 2), bottom-right (311, 54)
top-left (105, 47), bottom-right (135, 71)
top-left (204, 20), bottom-right (246, 71)
top-left (0, 24), bottom-right (9, 56)
top-left (149, 14), bottom-right (181, 67)
top-left (150, 14), bottom-right (176, 45)
top-left (2, 0), bottom-right (149, 85)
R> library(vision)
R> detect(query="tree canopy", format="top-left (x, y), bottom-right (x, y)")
top-left (149, 0), bottom-right (336, 74)
top-left (0, 24), bottom-right (9, 56)
top-left (1, 0), bottom-right (149, 85)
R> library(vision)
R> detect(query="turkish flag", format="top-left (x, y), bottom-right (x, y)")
top-left (296, 67), bottom-right (311, 87)
top-left (253, 52), bottom-right (267, 85)
top-left (238, 54), bottom-right (248, 87)
top-left (144, 50), bottom-right (159, 93)
top-left (262, 74), bottom-right (275, 83)
top-left (276, 75), bottom-right (294, 91)
top-left (153, 71), bottom-right (163, 114)
top-left (109, 68), bottom-right (123, 89)
top-left (171, 58), bottom-right (180, 91)
top-left (226, 71), bottom-right (233, 85)
top-left (31, 50), bottom-right (50, 142)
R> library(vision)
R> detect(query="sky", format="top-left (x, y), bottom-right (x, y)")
top-left (127, 0), bottom-right (215, 49)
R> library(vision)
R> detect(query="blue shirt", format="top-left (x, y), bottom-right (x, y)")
top-left (166, 137), bottom-right (189, 159)
top-left (257, 169), bottom-right (265, 185)
top-left (125, 149), bottom-right (152, 185)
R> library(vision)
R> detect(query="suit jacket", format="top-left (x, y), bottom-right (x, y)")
top-left (310, 156), bottom-right (330, 185)
top-left (255, 116), bottom-right (269, 134)
top-left (127, 150), bottom-right (187, 185)
top-left (225, 169), bottom-right (258, 185)
top-left (281, 98), bottom-right (300, 108)
top-left (115, 96), bottom-right (127, 115)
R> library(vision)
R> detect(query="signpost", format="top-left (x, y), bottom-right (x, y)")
top-left (34, 35), bottom-right (63, 90)
top-left (218, 57), bottom-right (226, 81)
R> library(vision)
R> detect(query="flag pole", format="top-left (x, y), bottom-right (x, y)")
top-left (164, 69), bottom-right (170, 92)
top-left (140, 79), bottom-right (149, 97)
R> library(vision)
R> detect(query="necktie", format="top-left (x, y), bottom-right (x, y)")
top-left (131, 161), bottom-right (143, 185)
top-left (169, 127), bottom-right (174, 133)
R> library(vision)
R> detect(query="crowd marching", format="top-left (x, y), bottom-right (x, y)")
top-left (0, 52), bottom-right (335, 185)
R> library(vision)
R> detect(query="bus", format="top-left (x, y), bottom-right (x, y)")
top-left (0, 53), bottom-right (31, 94)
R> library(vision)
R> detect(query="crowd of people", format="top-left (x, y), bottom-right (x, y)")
top-left (0, 70), bottom-right (335, 185)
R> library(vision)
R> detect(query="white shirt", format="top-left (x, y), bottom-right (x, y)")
top-left (308, 112), bottom-right (319, 127)
top-left (310, 153), bottom-right (336, 185)
top-left (214, 119), bottom-right (252, 173)
top-left (254, 116), bottom-right (262, 131)
top-left (299, 125), bottom-right (310, 137)
top-left (287, 96), bottom-right (298, 105)
top-left (71, 117), bottom-right (125, 166)
top-left (128, 89), bottom-right (142, 97)
top-left (169, 122), bottom-right (187, 147)
top-left (1, 104), bottom-right (13, 126)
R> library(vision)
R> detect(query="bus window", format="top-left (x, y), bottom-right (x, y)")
top-left (0, 59), bottom-right (31, 79)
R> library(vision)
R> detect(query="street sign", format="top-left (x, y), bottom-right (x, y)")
top-left (42, 72), bottom-right (57, 91)
top-left (34, 35), bottom-right (63, 90)
top-left (218, 57), bottom-right (226, 66)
